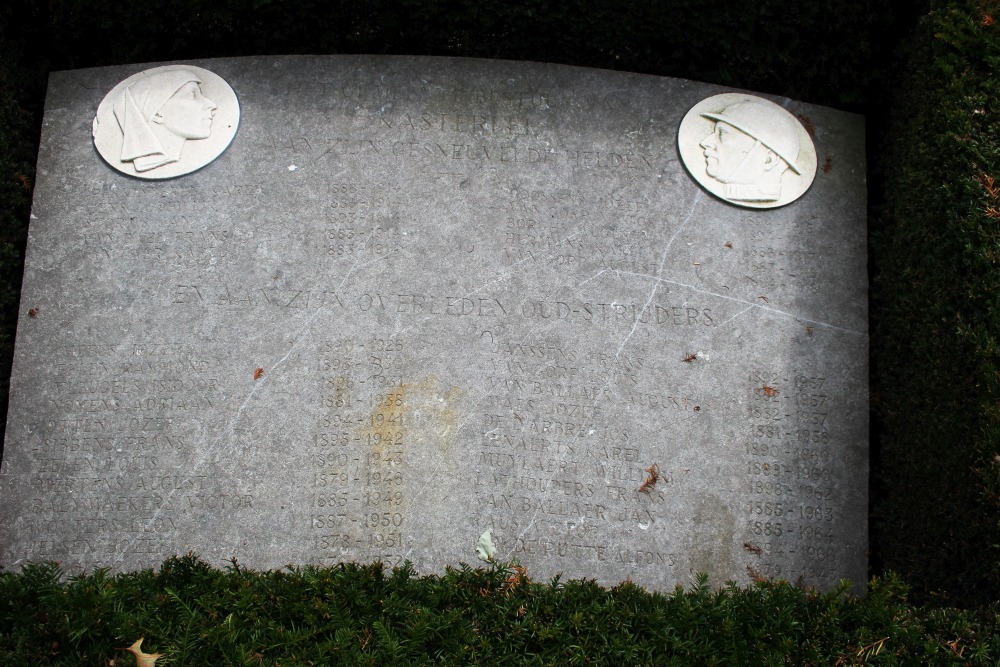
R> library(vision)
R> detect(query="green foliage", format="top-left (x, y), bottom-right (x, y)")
top-left (0, 556), bottom-right (997, 665)
top-left (870, 0), bottom-right (1000, 605)
top-left (0, 13), bottom-right (35, 451)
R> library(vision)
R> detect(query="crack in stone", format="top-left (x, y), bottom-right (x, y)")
top-left (637, 276), bottom-right (867, 336)
top-left (614, 192), bottom-right (703, 360)
top-left (111, 233), bottom-right (377, 567)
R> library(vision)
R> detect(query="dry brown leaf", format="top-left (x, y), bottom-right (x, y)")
top-left (638, 464), bottom-right (661, 494)
top-left (122, 638), bottom-right (163, 667)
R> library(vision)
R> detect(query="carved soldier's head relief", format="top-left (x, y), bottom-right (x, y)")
top-left (93, 65), bottom-right (239, 179)
top-left (698, 101), bottom-right (801, 202)
top-left (679, 94), bottom-right (817, 208)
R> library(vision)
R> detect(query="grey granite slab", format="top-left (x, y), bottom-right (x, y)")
top-left (0, 56), bottom-right (867, 591)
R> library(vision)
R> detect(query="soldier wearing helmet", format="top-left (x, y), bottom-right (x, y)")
top-left (698, 101), bottom-right (801, 202)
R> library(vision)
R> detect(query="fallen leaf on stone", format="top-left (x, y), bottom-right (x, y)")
top-left (638, 464), bottom-right (660, 494)
top-left (253, 367), bottom-right (264, 380)
top-left (121, 638), bottom-right (163, 667)
top-left (476, 528), bottom-right (496, 562)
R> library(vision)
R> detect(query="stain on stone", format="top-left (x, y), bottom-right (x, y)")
top-left (687, 493), bottom-right (736, 586)
top-left (359, 382), bottom-right (406, 461)
top-left (357, 375), bottom-right (461, 467)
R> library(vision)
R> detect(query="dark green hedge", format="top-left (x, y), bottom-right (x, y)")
top-left (0, 6), bottom-right (38, 437)
top-left (1, 555), bottom-right (997, 665)
top-left (870, 0), bottom-right (1000, 605)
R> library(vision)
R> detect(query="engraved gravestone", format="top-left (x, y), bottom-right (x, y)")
top-left (0, 56), bottom-right (867, 591)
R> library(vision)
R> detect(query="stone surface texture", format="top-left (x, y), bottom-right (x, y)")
top-left (0, 56), bottom-right (868, 591)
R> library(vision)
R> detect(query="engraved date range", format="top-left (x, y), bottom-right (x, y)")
top-left (310, 337), bottom-right (407, 566)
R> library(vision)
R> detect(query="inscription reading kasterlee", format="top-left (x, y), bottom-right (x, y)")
top-left (0, 56), bottom-right (868, 592)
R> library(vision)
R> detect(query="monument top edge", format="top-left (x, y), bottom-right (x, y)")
top-left (49, 54), bottom-right (860, 116)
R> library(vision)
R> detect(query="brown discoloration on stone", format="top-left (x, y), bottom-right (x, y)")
top-left (356, 376), bottom-right (462, 473)
top-left (363, 376), bottom-right (459, 447)
top-left (359, 382), bottom-right (407, 461)
top-left (797, 113), bottom-right (816, 138)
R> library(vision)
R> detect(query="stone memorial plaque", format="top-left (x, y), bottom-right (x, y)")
top-left (0, 56), bottom-right (868, 591)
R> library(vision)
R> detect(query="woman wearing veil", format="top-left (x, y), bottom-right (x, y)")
top-left (112, 69), bottom-right (218, 172)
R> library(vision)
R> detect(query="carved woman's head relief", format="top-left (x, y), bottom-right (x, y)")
top-left (93, 65), bottom-right (239, 179)
top-left (112, 70), bottom-right (217, 172)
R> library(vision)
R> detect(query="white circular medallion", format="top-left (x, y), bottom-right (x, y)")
top-left (93, 65), bottom-right (239, 179)
top-left (678, 93), bottom-right (817, 208)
